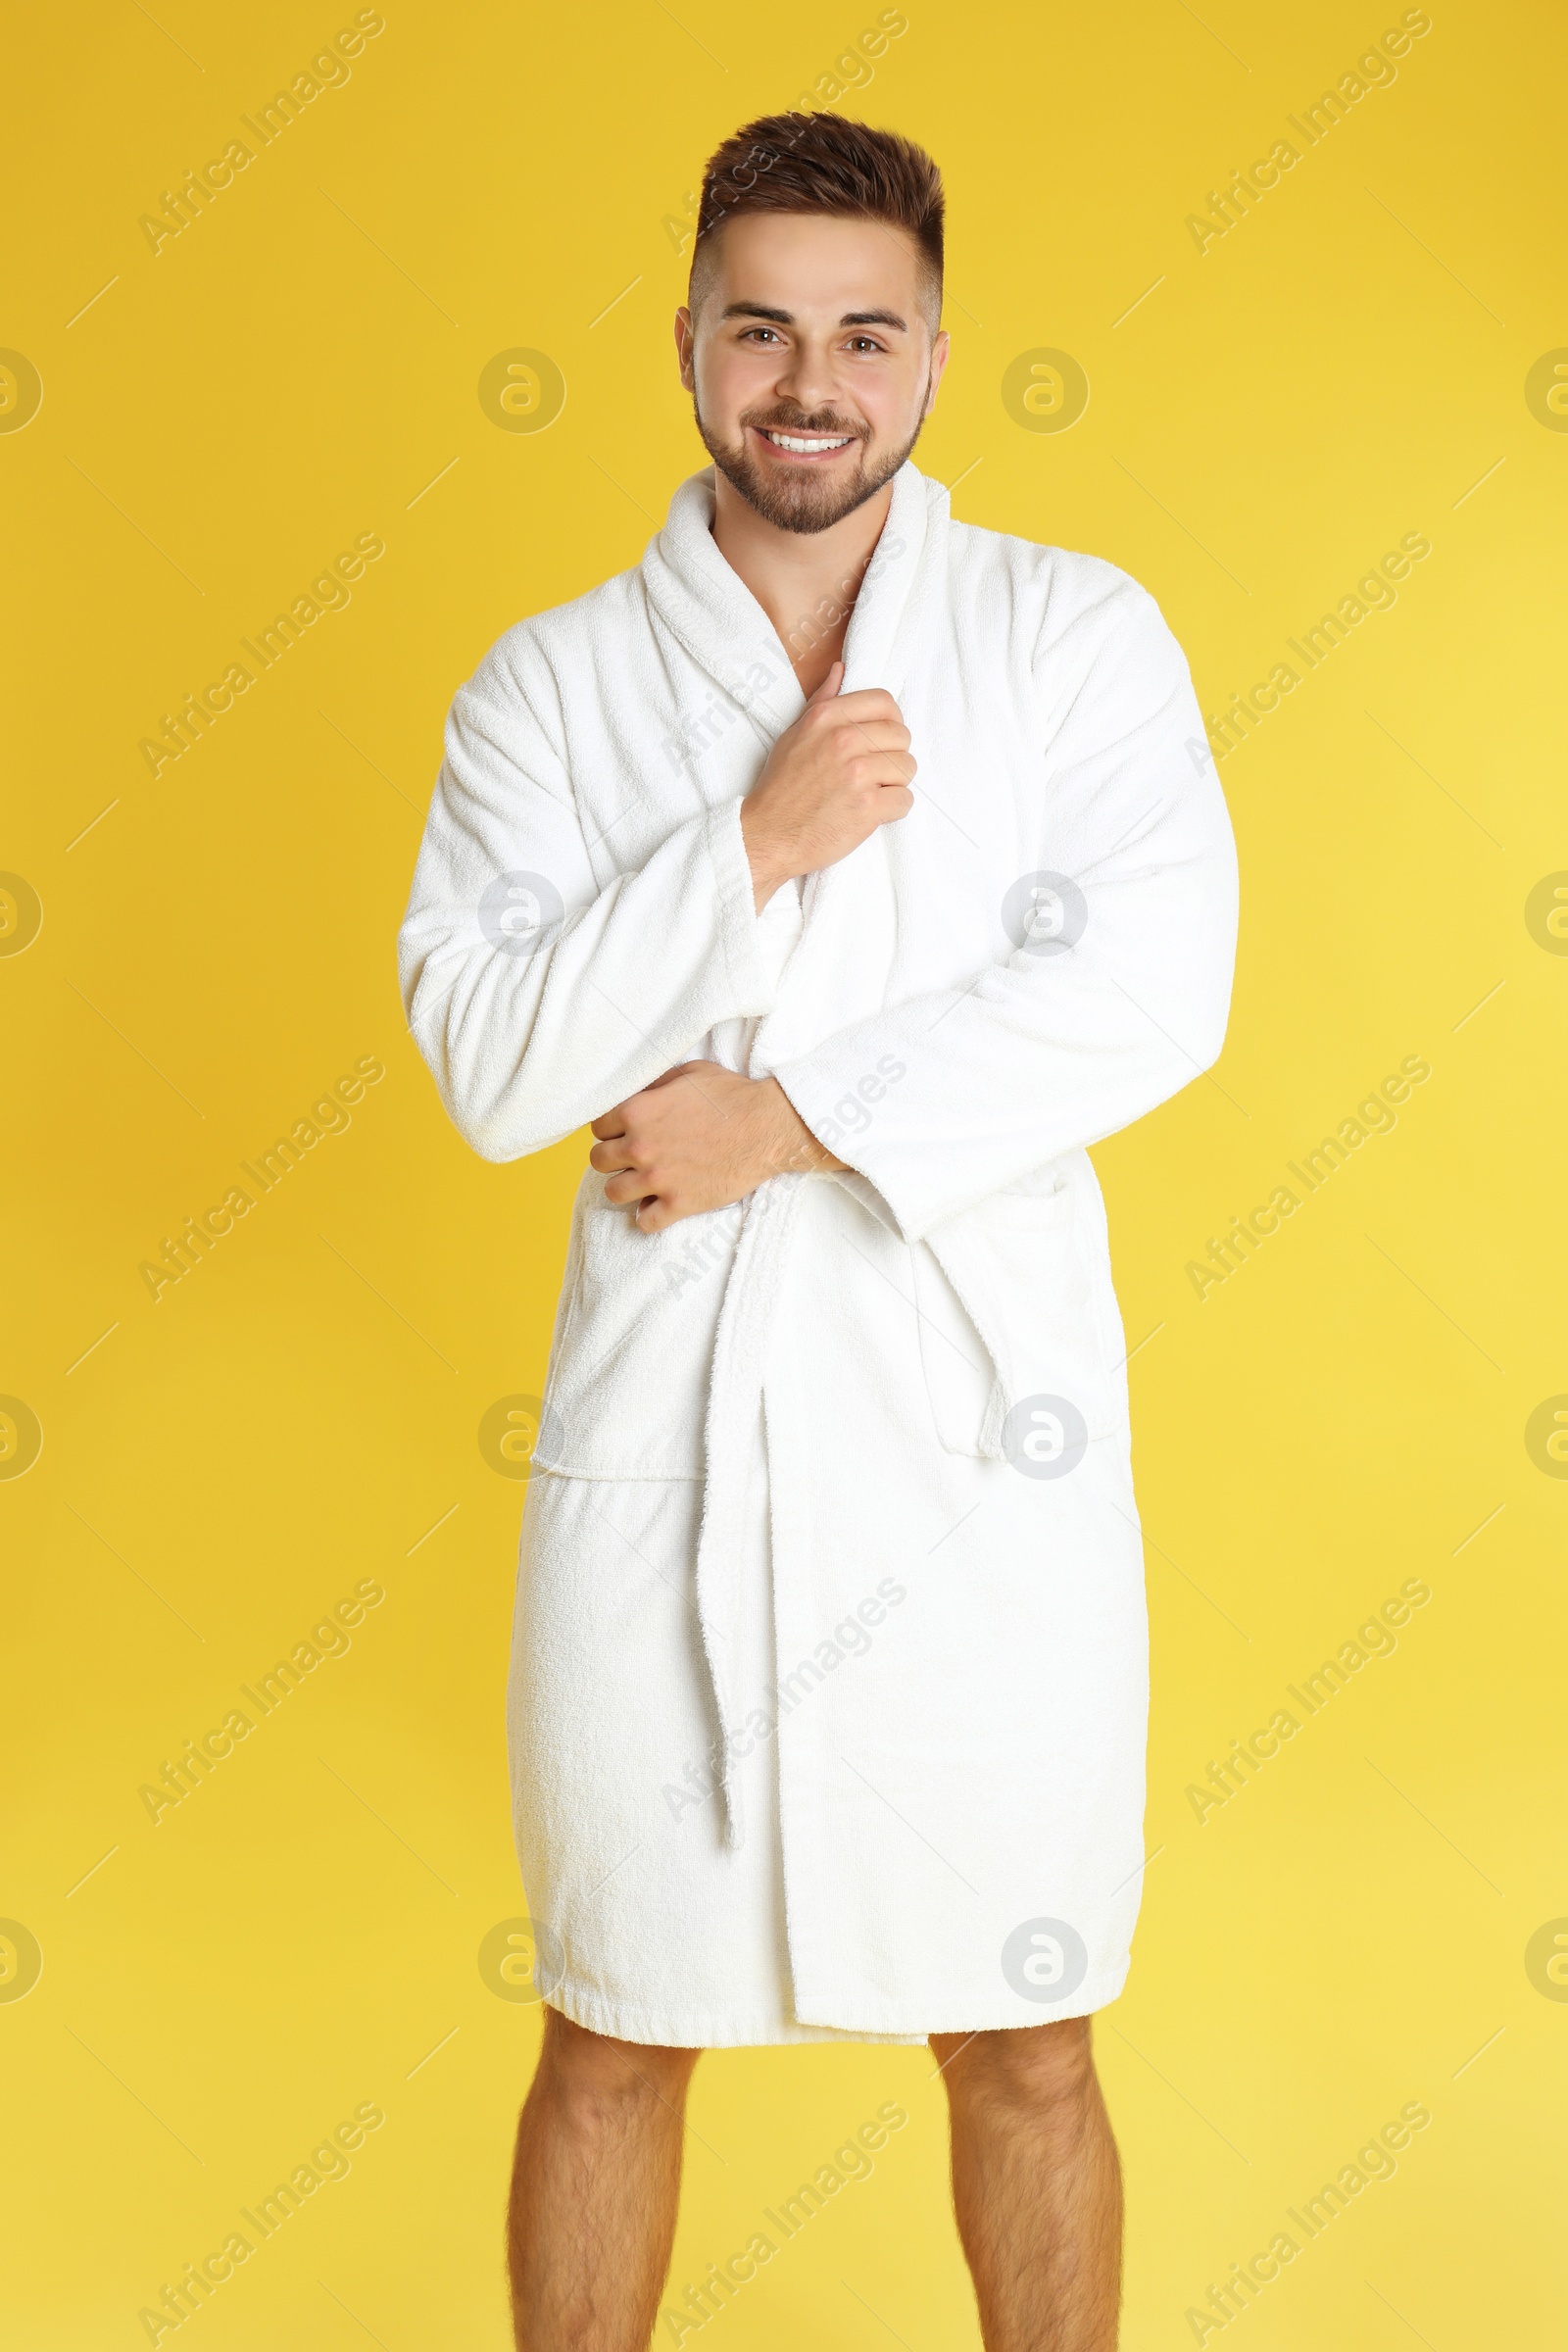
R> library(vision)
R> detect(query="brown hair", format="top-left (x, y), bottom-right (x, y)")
top-left (691, 113), bottom-right (944, 315)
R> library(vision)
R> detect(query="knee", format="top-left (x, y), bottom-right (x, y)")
top-left (540, 2006), bottom-right (702, 2122)
top-left (931, 2016), bottom-right (1097, 2115)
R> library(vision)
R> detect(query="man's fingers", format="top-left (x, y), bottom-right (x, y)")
top-left (848, 752), bottom-right (917, 791)
top-left (834, 718), bottom-right (911, 755)
top-left (806, 659), bottom-right (845, 706)
top-left (829, 686), bottom-right (904, 725)
top-left (593, 1059), bottom-right (709, 1132)
top-left (874, 785), bottom-right (915, 825)
top-left (588, 1139), bottom-right (637, 1174)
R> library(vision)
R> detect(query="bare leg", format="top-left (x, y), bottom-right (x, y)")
top-left (508, 2005), bottom-right (702, 2351)
top-left (929, 2017), bottom-right (1122, 2352)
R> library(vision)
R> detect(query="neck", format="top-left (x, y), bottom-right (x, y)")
top-left (710, 473), bottom-right (898, 697)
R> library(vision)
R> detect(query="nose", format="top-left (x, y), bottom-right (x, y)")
top-left (769, 335), bottom-right (844, 417)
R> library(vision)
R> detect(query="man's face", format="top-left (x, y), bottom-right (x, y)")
top-left (675, 212), bottom-right (949, 535)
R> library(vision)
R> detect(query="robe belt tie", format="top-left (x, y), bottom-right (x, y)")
top-left (692, 1171), bottom-right (808, 1849)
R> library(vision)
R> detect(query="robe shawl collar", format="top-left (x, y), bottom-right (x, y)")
top-left (639, 460), bottom-right (942, 752)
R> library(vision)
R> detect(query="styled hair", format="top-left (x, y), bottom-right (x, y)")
top-left (690, 113), bottom-right (944, 315)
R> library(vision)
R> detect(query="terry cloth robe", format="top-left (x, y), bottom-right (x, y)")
top-left (398, 461), bottom-right (1239, 2047)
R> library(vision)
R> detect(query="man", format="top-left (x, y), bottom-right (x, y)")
top-left (400, 112), bottom-right (1238, 2352)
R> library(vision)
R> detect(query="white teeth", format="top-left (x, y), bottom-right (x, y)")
top-left (765, 430), bottom-right (854, 453)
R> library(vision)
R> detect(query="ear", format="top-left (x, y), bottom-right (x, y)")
top-left (923, 328), bottom-right (951, 416)
top-left (674, 306), bottom-right (696, 390)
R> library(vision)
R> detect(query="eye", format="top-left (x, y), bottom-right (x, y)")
top-left (741, 327), bottom-right (781, 344)
top-left (846, 335), bottom-right (885, 354)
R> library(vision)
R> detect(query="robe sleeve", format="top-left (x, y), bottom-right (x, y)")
top-left (768, 579), bottom-right (1239, 1243)
top-left (397, 635), bottom-right (774, 1161)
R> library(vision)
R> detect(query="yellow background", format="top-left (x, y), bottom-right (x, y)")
top-left (5, 0), bottom-right (1565, 2342)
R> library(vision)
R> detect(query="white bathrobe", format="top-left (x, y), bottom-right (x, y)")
top-left (398, 461), bottom-right (1238, 2046)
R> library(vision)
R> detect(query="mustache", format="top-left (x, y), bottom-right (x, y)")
top-left (741, 404), bottom-right (869, 441)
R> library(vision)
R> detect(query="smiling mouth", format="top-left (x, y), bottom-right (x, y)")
top-left (756, 427), bottom-right (859, 458)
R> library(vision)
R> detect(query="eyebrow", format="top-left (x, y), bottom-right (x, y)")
top-left (718, 301), bottom-right (908, 332)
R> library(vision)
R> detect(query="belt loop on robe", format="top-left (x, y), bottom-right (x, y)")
top-left (693, 1170), bottom-right (808, 1848)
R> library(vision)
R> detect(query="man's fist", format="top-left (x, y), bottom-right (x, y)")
top-left (740, 662), bottom-right (915, 910)
top-left (589, 1063), bottom-right (845, 1232)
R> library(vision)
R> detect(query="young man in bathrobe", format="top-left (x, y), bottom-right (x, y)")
top-left (401, 112), bottom-right (1237, 2352)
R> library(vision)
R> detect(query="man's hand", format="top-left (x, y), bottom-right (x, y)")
top-left (740, 662), bottom-right (915, 910)
top-left (589, 1063), bottom-right (846, 1232)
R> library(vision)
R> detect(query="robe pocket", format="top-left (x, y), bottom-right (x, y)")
top-left (537, 1185), bottom-right (728, 1479)
top-left (913, 1178), bottom-right (1120, 1459)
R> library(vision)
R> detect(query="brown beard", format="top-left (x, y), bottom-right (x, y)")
top-left (693, 396), bottom-right (929, 534)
